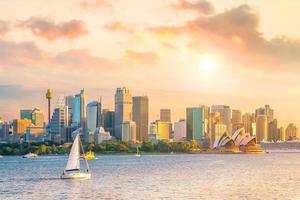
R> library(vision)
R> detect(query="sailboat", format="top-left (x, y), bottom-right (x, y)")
top-left (61, 134), bottom-right (91, 179)
top-left (135, 146), bottom-right (141, 157)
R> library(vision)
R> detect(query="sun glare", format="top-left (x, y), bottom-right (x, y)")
top-left (198, 54), bottom-right (218, 76)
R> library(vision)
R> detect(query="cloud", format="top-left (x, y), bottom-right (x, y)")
top-left (122, 50), bottom-right (160, 66)
top-left (0, 20), bottom-right (10, 36)
top-left (18, 17), bottom-right (88, 41)
top-left (54, 49), bottom-right (118, 70)
top-left (79, 0), bottom-right (113, 10)
top-left (103, 22), bottom-right (136, 34)
top-left (0, 40), bottom-right (47, 68)
top-left (150, 4), bottom-right (300, 71)
top-left (170, 0), bottom-right (215, 15)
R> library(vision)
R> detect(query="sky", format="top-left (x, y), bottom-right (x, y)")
top-left (0, 0), bottom-right (299, 127)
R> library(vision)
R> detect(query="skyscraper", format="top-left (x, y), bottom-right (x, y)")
top-left (65, 96), bottom-right (75, 126)
top-left (256, 115), bottom-right (268, 142)
top-left (86, 101), bottom-right (102, 133)
top-left (285, 123), bottom-right (298, 140)
top-left (133, 96), bottom-right (149, 142)
top-left (102, 109), bottom-right (115, 137)
top-left (186, 107), bottom-right (205, 141)
top-left (160, 109), bottom-right (171, 122)
top-left (114, 87), bottom-right (132, 140)
top-left (156, 120), bottom-right (172, 140)
top-left (255, 105), bottom-right (274, 123)
top-left (174, 119), bottom-right (186, 141)
top-left (50, 106), bottom-right (68, 141)
top-left (211, 105), bottom-right (232, 134)
top-left (31, 107), bottom-right (44, 127)
top-left (72, 89), bottom-right (86, 132)
top-left (232, 109), bottom-right (242, 133)
top-left (242, 113), bottom-right (253, 134)
top-left (121, 121), bottom-right (136, 143)
top-left (268, 119), bottom-right (278, 141)
top-left (46, 89), bottom-right (53, 125)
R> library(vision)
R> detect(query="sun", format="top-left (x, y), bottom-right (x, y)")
top-left (198, 54), bottom-right (217, 75)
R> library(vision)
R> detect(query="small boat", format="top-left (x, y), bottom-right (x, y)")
top-left (61, 134), bottom-right (91, 179)
top-left (23, 152), bottom-right (38, 158)
top-left (0, 155), bottom-right (3, 159)
top-left (83, 150), bottom-right (97, 160)
top-left (135, 146), bottom-right (141, 157)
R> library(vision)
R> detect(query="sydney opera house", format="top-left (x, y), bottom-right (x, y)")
top-left (213, 128), bottom-right (264, 153)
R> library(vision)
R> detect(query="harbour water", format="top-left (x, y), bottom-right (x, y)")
top-left (1, 153), bottom-right (300, 200)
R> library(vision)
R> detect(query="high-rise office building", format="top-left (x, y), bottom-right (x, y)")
top-left (20, 109), bottom-right (32, 120)
top-left (13, 119), bottom-right (32, 135)
top-left (102, 109), bottom-right (115, 137)
top-left (50, 106), bottom-right (68, 140)
top-left (20, 108), bottom-right (44, 127)
top-left (114, 87), bottom-right (132, 140)
top-left (255, 105), bottom-right (274, 123)
top-left (232, 109), bottom-right (242, 133)
top-left (211, 105), bottom-right (232, 134)
top-left (285, 123), bottom-right (298, 140)
top-left (256, 115), bottom-right (268, 142)
top-left (268, 119), bottom-right (278, 141)
top-left (186, 107), bottom-right (205, 141)
top-left (160, 109), bottom-right (171, 122)
top-left (86, 101), bottom-right (102, 133)
top-left (121, 121), bottom-right (136, 143)
top-left (277, 127), bottom-right (285, 141)
top-left (133, 96), bottom-right (149, 142)
top-left (31, 107), bottom-right (44, 127)
top-left (72, 89), bottom-right (86, 132)
top-left (214, 123), bottom-right (227, 141)
top-left (156, 120), bottom-right (172, 140)
top-left (209, 111), bottom-right (221, 144)
top-left (174, 119), bottom-right (186, 141)
top-left (242, 113), bottom-right (253, 134)
top-left (65, 96), bottom-right (75, 126)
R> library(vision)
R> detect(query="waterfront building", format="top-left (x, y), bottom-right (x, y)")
top-left (232, 109), bottom-right (242, 133)
top-left (268, 119), bottom-right (278, 141)
top-left (94, 127), bottom-right (112, 144)
top-left (242, 113), bottom-right (253, 134)
top-left (121, 121), bottom-right (136, 143)
top-left (255, 105), bottom-right (274, 123)
top-left (160, 109), bottom-right (171, 122)
top-left (114, 87), bottom-right (132, 140)
top-left (155, 120), bottom-right (172, 140)
top-left (214, 123), bottom-right (227, 142)
top-left (256, 115), bottom-right (268, 142)
top-left (102, 109), bottom-right (115, 137)
top-left (209, 112), bottom-right (221, 144)
top-left (211, 105), bottom-right (232, 134)
top-left (86, 101), bottom-right (102, 133)
top-left (285, 123), bottom-right (298, 140)
top-left (277, 127), bottom-right (285, 141)
top-left (72, 89), bottom-right (86, 131)
top-left (20, 109), bottom-right (32, 120)
top-left (174, 119), bottom-right (186, 141)
top-left (31, 107), bottom-right (44, 127)
top-left (251, 122), bottom-right (256, 136)
top-left (50, 106), bottom-right (68, 141)
top-left (65, 96), bottom-right (75, 126)
top-left (186, 107), bottom-right (205, 141)
top-left (13, 119), bottom-right (32, 135)
top-left (133, 96), bottom-right (149, 142)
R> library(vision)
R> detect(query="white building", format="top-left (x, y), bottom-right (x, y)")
top-left (174, 119), bottom-right (186, 141)
top-left (95, 127), bottom-right (111, 144)
top-left (121, 121), bottom-right (136, 143)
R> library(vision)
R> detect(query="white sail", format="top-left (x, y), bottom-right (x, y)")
top-left (65, 134), bottom-right (80, 171)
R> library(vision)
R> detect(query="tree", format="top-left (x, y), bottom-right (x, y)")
top-left (39, 144), bottom-right (47, 154)
top-left (157, 140), bottom-right (171, 152)
top-left (141, 140), bottom-right (154, 152)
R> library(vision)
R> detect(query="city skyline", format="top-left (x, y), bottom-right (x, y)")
top-left (0, 0), bottom-right (299, 127)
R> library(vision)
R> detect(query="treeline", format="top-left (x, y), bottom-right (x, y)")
top-left (0, 140), bottom-right (201, 156)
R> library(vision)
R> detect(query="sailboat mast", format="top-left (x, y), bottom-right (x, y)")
top-left (79, 137), bottom-right (90, 171)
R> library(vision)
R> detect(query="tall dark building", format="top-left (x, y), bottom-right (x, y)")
top-left (160, 109), bottom-right (171, 122)
top-left (133, 96), bottom-right (149, 142)
top-left (102, 109), bottom-right (115, 137)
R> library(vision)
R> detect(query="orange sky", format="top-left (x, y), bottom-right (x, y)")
top-left (0, 0), bottom-right (299, 127)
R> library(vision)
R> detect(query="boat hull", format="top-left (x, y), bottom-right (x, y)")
top-left (61, 172), bottom-right (91, 179)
